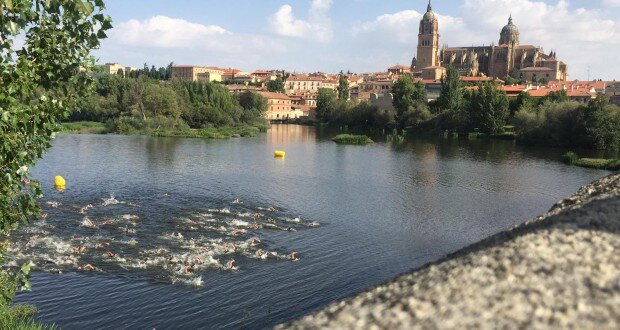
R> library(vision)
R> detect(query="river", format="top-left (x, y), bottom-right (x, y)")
top-left (12, 124), bottom-right (609, 329)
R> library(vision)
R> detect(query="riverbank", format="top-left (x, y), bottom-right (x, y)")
top-left (280, 173), bottom-right (620, 329)
top-left (59, 121), bottom-right (269, 139)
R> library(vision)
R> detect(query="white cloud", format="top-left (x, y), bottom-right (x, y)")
top-left (112, 16), bottom-right (230, 49)
top-left (99, 15), bottom-right (290, 70)
top-left (270, 0), bottom-right (333, 43)
top-left (602, 0), bottom-right (620, 7)
top-left (352, 0), bottom-right (620, 80)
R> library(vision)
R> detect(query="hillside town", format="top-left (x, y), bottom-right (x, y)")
top-left (99, 1), bottom-right (620, 123)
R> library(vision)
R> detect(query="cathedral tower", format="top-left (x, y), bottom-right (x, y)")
top-left (416, 1), bottom-right (440, 69)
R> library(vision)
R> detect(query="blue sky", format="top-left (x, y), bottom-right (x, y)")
top-left (95, 0), bottom-right (620, 80)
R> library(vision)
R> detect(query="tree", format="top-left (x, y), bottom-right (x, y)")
top-left (316, 88), bottom-right (337, 122)
top-left (144, 84), bottom-right (181, 119)
top-left (267, 77), bottom-right (285, 93)
top-left (469, 83), bottom-right (510, 134)
top-left (337, 72), bottom-right (349, 100)
top-left (437, 66), bottom-right (463, 112)
top-left (545, 90), bottom-right (569, 103)
top-left (392, 75), bottom-right (427, 127)
top-left (238, 91), bottom-right (268, 122)
top-left (0, 0), bottom-right (111, 306)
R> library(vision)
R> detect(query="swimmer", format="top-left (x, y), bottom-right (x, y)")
top-left (290, 252), bottom-right (299, 262)
top-left (230, 229), bottom-right (246, 236)
top-left (79, 204), bottom-right (93, 214)
top-left (102, 251), bottom-right (116, 258)
top-left (79, 264), bottom-right (96, 272)
top-left (125, 227), bottom-right (136, 236)
top-left (72, 246), bottom-right (87, 254)
top-left (40, 213), bottom-right (48, 220)
top-left (172, 232), bottom-right (184, 239)
top-left (248, 238), bottom-right (261, 246)
top-left (226, 259), bottom-right (237, 271)
top-left (192, 256), bottom-right (204, 264)
top-left (95, 242), bottom-right (110, 249)
top-left (46, 201), bottom-right (61, 208)
top-left (102, 218), bottom-right (111, 226)
top-left (249, 222), bottom-right (261, 229)
top-left (231, 198), bottom-right (242, 204)
top-left (266, 206), bottom-right (277, 212)
top-left (286, 227), bottom-right (297, 232)
top-left (80, 217), bottom-right (97, 229)
top-left (183, 264), bottom-right (195, 275)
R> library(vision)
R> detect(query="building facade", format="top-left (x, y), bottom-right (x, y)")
top-left (258, 92), bottom-right (294, 120)
top-left (171, 66), bottom-right (224, 82)
top-left (411, 2), bottom-right (568, 82)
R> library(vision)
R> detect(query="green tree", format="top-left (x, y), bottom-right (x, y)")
top-left (337, 72), bottom-right (349, 100)
top-left (392, 75), bottom-right (427, 128)
top-left (545, 90), bottom-right (569, 103)
top-left (437, 66), bottom-right (463, 112)
top-left (0, 0), bottom-right (110, 306)
top-left (586, 95), bottom-right (620, 150)
top-left (238, 91), bottom-right (268, 122)
top-left (144, 84), bottom-right (181, 119)
top-left (266, 76), bottom-right (285, 93)
top-left (470, 83), bottom-right (510, 134)
top-left (316, 88), bottom-right (337, 122)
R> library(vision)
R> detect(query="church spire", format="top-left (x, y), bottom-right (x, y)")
top-left (508, 13), bottom-right (513, 24)
top-left (427, 0), bottom-right (432, 12)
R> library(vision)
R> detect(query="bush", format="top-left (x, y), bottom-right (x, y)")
top-left (573, 158), bottom-right (620, 171)
top-left (332, 134), bottom-right (374, 145)
top-left (0, 304), bottom-right (55, 330)
top-left (561, 151), bottom-right (579, 165)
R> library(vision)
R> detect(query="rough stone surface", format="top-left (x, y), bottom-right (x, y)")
top-left (279, 174), bottom-right (620, 330)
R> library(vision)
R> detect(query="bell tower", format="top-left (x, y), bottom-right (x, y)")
top-left (416, 1), bottom-right (440, 69)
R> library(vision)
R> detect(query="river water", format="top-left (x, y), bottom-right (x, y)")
top-left (12, 124), bottom-right (609, 329)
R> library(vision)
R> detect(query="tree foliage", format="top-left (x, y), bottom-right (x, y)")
top-left (266, 76), bottom-right (285, 93)
top-left (337, 73), bottom-right (349, 100)
top-left (392, 75), bottom-right (427, 128)
top-left (316, 88), bottom-right (337, 122)
top-left (469, 83), bottom-right (510, 134)
top-left (437, 66), bottom-right (463, 113)
top-left (0, 0), bottom-right (111, 306)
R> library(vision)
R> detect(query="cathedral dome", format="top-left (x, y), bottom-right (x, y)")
top-left (422, 1), bottom-right (437, 22)
top-left (499, 15), bottom-right (520, 45)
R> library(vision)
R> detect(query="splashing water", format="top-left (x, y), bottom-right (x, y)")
top-left (4, 195), bottom-right (319, 287)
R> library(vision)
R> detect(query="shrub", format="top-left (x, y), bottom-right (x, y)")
top-left (561, 151), bottom-right (579, 165)
top-left (573, 158), bottom-right (620, 171)
top-left (332, 134), bottom-right (374, 145)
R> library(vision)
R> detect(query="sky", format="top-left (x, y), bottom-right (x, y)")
top-left (95, 0), bottom-right (620, 80)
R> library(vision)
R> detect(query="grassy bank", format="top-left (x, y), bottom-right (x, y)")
top-left (0, 304), bottom-right (55, 330)
top-left (60, 121), bottom-right (269, 140)
top-left (562, 151), bottom-right (620, 171)
top-left (333, 134), bottom-right (374, 145)
top-left (59, 121), bottom-right (108, 134)
top-left (573, 158), bottom-right (620, 171)
top-left (149, 124), bottom-right (269, 139)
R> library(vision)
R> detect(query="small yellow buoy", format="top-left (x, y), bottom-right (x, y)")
top-left (274, 150), bottom-right (286, 158)
top-left (54, 175), bottom-right (66, 189)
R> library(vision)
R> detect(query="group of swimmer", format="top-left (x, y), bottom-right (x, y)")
top-left (6, 196), bottom-right (317, 287)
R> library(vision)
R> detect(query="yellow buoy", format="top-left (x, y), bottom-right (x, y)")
top-left (274, 150), bottom-right (286, 158)
top-left (54, 175), bottom-right (66, 187)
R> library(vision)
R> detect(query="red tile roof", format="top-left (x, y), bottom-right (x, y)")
top-left (257, 91), bottom-right (292, 100)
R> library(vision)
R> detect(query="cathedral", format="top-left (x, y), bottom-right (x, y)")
top-left (411, 1), bottom-right (568, 82)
